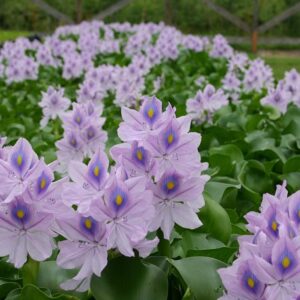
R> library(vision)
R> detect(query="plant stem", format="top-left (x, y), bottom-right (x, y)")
top-left (157, 228), bottom-right (171, 258)
top-left (22, 257), bottom-right (40, 286)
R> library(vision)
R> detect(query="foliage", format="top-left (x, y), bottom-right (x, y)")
top-left (0, 35), bottom-right (299, 300)
top-left (1, 0), bottom-right (300, 37)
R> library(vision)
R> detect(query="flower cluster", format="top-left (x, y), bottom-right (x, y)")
top-left (0, 97), bottom-right (208, 292)
top-left (39, 86), bottom-right (71, 127)
top-left (55, 96), bottom-right (209, 290)
top-left (0, 138), bottom-right (70, 268)
top-left (55, 102), bottom-right (107, 172)
top-left (186, 84), bottom-right (228, 124)
top-left (218, 181), bottom-right (300, 299)
top-left (261, 68), bottom-right (300, 114)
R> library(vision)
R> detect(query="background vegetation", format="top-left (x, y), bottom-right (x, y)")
top-left (0, 0), bottom-right (300, 37)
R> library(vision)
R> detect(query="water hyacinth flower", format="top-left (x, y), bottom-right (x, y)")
top-left (56, 213), bottom-right (107, 292)
top-left (149, 169), bottom-right (208, 239)
top-left (0, 138), bottom-right (39, 203)
top-left (39, 86), bottom-right (71, 128)
top-left (110, 141), bottom-right (157, 181)
top-left (90, 174), bottom-right (155, 257)
top-left (144, 113), bottom-right (203, 179)
top-left (0, 137), bottom-right (72, 216)
top-left (218, 182), bottom-right (300, 299)
top-left (261, 87), bottom-right (290, 114)
top-left (218, 259), bottom-right (266, 300)
top-left (56, 102), bottom-right (107, 172)
top-left (56, 131), bottom-right (85, 173)
top-left (252, 236), bottom-right (300, 299)
top-left (0, 195), bottom-right (55, 268)
top-left (62, 148), bottom-right (109, 213)
top-left (118, 96), bottom-right (173, 142)
top-left (186, 84), bottom-right (228, 124)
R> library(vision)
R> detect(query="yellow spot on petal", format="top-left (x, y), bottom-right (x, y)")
top-left (147, 108), bottom-right (154, 118)
top-left (88, 129), bottom-right (94, 138)
top-left (71, 138), bottom-right (76, 146)
top-left (16, 210), bottom-right (25, 219)
top-left (271, 221), bottom-right (278, 232)
top-left (247, 277), bottom-right (255, 288)
top-left (93, 166), bottom-right (100, 177)
top-left (167, 134), bottom-right (174, 144)
top-left (282, 257), bottom-right (290, 269)
top-left (17, 155), bottom-right (23, 166)
top-left (40, 178), bottom-right (46, 189)
top-left (115, 194), bottom-right (123, 206)
top-left (84, 218), bottom-right (92, 229)
top-left (298, 210), bottom-right (300, 218)
top-left (167, 181), bottom-right (175, 190)
top-left (75, 116), bottom-right (81, 124)
top-left (136, 150), bottom-right (143, 161)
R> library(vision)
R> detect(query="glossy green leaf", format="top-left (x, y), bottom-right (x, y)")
top-left (186, 247), bottom-right (237, 263)
top-left (204, 176), bottom-right (241, 204)
top-left (21, 284), bottom-right (77, 300)
top-left (91, 257), bottom-right (168, 300)
top-left (171, 257), bottom-right (226, 300)
top-left (199, 195), bottom-right (232, 244)
top-left (0, 280), bottom-right (20, 299)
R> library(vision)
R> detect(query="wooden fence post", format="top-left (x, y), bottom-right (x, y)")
top-left (252, 0), bottom-right (259, 53)
top-left (76, 0), bottom-right (83, 24)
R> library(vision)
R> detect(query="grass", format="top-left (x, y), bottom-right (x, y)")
top-left (262, 56), bottom-right (300, 79)
top-left (0, 30), bottom-right (30, 42)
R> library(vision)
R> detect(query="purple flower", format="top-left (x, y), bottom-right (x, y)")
top-left (261, 88), bottom-right (290, 114)
top-left (288, 191), bottom-right (300, 227)
top-left (218, 259), bottom-right (266, 300)
top-left (118, 96), bottom-right (173, 142)
top-left (219, 183), bottom-right (300, 299)
top-left (144, 116), bottom-right (202, 179)
top-left (56, 213), bottom-right (107, 291)
top-left (90, 174), bottom-right (154, 256)
top-left (0, 138), bottom-right (39, 202)
top-left (110, 141), bottom-right (157, 180)
top-left (56, 131), bottom-right (85, 173)
top-left (253, 236), bottom-right (300, 298)
top-left (0, 195), bottom-right (55, 268)
top-left (186, 84), bottom-right (228, 123)
top-left (39, 86), bottom-right (70, 128)
top-left (62, 148), bottom-right (109, 213)
top-left (149, 169), bottom-right (208, 239)
top-left (56, 102), bottom-right (107, 172)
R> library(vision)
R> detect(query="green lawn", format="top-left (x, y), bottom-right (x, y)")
top-left (262, 56), bottom-right (300, 80)
top-left (0, 30), bottom-right (30, 42)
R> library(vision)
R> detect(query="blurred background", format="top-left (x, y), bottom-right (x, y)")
top-left (0, 0), bottom-right (299, 78)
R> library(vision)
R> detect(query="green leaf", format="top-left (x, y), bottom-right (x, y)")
top-left (199, 195), bottom-right (232, 244)
top-left (204, 177), bottom-right (241, 204)
top-left (263, 105), bottom-right (281, 120)
top-left (238, 160), bottom-right (273, 195)
top-left (36, 261), bottom-right (78, 293)
top-left (91, 257), bottom-right (168, 300)
top-left (0, 280), bottom-right (20, 298)
top-left (283, 156), bottom-right (300, 173)
top-left (144, 256), bottom-right (170, 274)
top-left (186, 247), bottom-right (237, 263)
top-left (21, 284), bottom-right (77, 300)
top-left (171, 257), bottom-right (226, 300)
top-left (179, 232), bottom-right (224, 255)
top-left (0, 258), bottom-right (19, 279)
top-left (210, 144), bottom-right (244, 163)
